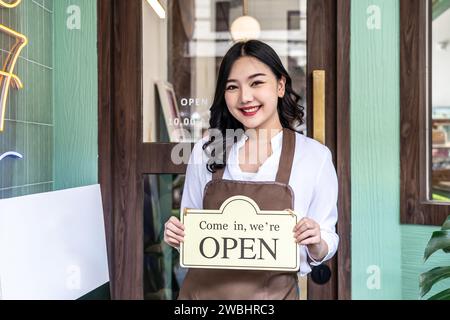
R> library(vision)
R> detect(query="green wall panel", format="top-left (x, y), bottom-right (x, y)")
top-left (53, 0), bottom-right (98, 190)
top-left (0, 0), bottom-right (54, 199)
top-left (1, 0), bottom-right (98, 196)
top-left (351, 0), bottom-right (402, 299)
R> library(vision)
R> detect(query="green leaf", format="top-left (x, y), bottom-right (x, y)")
top-left (442, 215), bottom-right (450, 231)
top-left (428, 288), bottom-right (450, 300)
top-left (424, 230), bottom-right (450, 261)
top-left (442, 216), bottom-right (450, 253)
top-left (420, 267), bottom-right (450, 297)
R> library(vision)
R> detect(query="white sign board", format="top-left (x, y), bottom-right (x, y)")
top-left (0, 185), bottom-right (109, 300)
top-left (180, 196), bottom-right (299, 272)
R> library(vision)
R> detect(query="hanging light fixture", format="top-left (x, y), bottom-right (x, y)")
top-left (230, 0), bottom-right (261, 41)
top-left (146, 0), bottom-right (166, 19)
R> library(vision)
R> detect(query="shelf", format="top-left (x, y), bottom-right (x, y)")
top-left (432, 118), bottom-right (450, 124)
top-left (433, 145), bottom-right (450, 149)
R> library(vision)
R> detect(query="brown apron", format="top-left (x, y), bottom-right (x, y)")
top-left (178, 127), bottom-right (299, 300)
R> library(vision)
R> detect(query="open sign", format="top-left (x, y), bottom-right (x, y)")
top-left (180, 196), bottom-right (299, 271)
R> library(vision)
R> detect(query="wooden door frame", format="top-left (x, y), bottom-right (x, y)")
top-left (306, 0), bottom-right (351, 300)
top-left (98, 0), bottom-right (351, 300)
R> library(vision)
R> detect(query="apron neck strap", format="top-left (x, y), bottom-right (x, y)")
top-left (212, 127), bottom-right (296, 184)
top-left (212, 143), bottom-right (232, 181)
top-left (212, 167), bottom-right (224, 181)
top-left (275, 127), bottom-right (295, 184)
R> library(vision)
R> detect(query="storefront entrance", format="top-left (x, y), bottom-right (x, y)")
top-left (98, 0), bottom-right (350, 300)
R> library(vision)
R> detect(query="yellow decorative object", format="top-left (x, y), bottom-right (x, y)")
top-left (0, 2), bottom-right (28, 132)
top-left (0, 0), bottom-right (21, 9)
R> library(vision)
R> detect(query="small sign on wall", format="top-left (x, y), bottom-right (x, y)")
top-left (180, 196), bottom-right (299, 272)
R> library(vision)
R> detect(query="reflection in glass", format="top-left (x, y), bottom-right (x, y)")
top-left (430, 0), bottom-right (450, 201)
top-left (142, 0), bottom-right (309, 300)
top-left (143, 174), bottom-right (187, 300)
top-left (143, 0), bottom-right (307, 143)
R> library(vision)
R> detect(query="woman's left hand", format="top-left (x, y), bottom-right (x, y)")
top-left (293, 217), bottom-right (328, 261)
top-left (293, 217), bottom-right (321, 245)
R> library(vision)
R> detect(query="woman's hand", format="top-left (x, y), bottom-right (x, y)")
top-left (293, 217), bottom-right (328, 261)
top-left (164, 216), bottom-right (185, 249)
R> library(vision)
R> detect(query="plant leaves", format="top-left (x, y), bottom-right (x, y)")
top-left (424, 230), bottom-right (450, 261)
top-left (420, 267), bottom-right (450, 297)
top-left (442, 215), bottom-right (450, 231)
top-left (428, 288), bottom-right (450, 300)
top-left (442, 216), bottom-right (450, 253)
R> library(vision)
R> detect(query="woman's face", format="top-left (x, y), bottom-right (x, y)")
top-left (224, 56), bottom-right (285, 131)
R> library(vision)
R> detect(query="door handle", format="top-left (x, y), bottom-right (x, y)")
top-left (313, 70), bottom-right (325, 144)
top-left (311, 264), bottom-right (332, 285)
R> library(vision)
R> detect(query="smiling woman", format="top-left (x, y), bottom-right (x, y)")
top-left (162, 39), bottom-right (339, 300)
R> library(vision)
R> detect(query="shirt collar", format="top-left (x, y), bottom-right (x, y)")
top-left (236, 129), bottom-right (284, 151)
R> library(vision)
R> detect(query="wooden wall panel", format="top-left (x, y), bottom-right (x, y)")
top-left (337, 0), bottom-right (351, 301)
top-left (307, 0), bottom-right (338, 300)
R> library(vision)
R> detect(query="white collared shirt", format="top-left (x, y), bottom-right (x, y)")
top-left (180, 129), bottom-right (339, 276)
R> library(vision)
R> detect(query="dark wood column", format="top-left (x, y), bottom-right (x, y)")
top-left (98, 0), bottom-right (144, 299)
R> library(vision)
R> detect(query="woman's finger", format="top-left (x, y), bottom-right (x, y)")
top-left (293, 218), bottom-right (317, 232)
top-left (165, 238), bottom-right (180, 248)
top-left (296, 222), bottom-right (314, 235)
top-left (299, 236), bottom-right (321, 246)
top-left (166, 223), bottom-right (185, 237)
top-left (295, 229), bottom-right (316, 243)
top-left (164, 233), bottom-right (178, 247)
top-left (293, 218), bottom-right (307, 232)
top-left (166, 229), bottom-right (184, 243)
top-left (169, 216), bottom-right (185, 230)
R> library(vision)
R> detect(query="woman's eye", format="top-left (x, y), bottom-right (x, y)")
top-left (251, 81), bottom-right (264, 87)
top-left (226, 85), bottom-right (237, 91)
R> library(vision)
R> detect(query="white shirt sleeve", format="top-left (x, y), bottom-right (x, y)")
top-left (304, 147), bottom-right (339, 265)
top-left (179, 140), bottom-right (205, 214)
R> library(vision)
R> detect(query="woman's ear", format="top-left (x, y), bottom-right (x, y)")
top-left (278, 76), bottom-right (286, 98)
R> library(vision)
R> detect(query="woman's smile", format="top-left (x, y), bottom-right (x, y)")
top-left (240, 105), bottom-right (262, 116)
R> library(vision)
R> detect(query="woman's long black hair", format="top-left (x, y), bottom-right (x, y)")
top-left (202, 40), bottom-right (305, 173)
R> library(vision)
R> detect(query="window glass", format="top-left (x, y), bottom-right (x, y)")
top-left (0, 0), bottom-right (98, 199)
top-left (430, 0), bottom-right (450, 201)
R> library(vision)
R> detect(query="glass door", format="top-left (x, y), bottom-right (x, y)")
top-left (140, 0), bottom-right (340, 300)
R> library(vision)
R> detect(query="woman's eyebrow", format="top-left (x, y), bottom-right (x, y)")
top-left (226, 73), bottom-right (267, 83)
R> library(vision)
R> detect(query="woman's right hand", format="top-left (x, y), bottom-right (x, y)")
top-left (164, 216), bottom-right (185, 249)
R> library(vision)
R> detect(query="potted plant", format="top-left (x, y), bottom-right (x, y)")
top-left (419, 215), bottom-right (450, 300)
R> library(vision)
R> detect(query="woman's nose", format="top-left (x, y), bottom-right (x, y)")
top-left (240, 86), bottom-right (254, 104)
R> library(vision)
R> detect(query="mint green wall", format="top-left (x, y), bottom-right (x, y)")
top-left (54, 0), bottom-right (98, 189)
top-left (352, 0), bottom-right (450, 300)
top-left (351, 0), bottom-right (402, 299)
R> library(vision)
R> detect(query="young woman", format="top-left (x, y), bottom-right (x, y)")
top-left (164, 40), bottom-right (339, 300)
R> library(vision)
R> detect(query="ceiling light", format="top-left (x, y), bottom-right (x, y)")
top-left (230, 0), bottom-right (261, 41)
